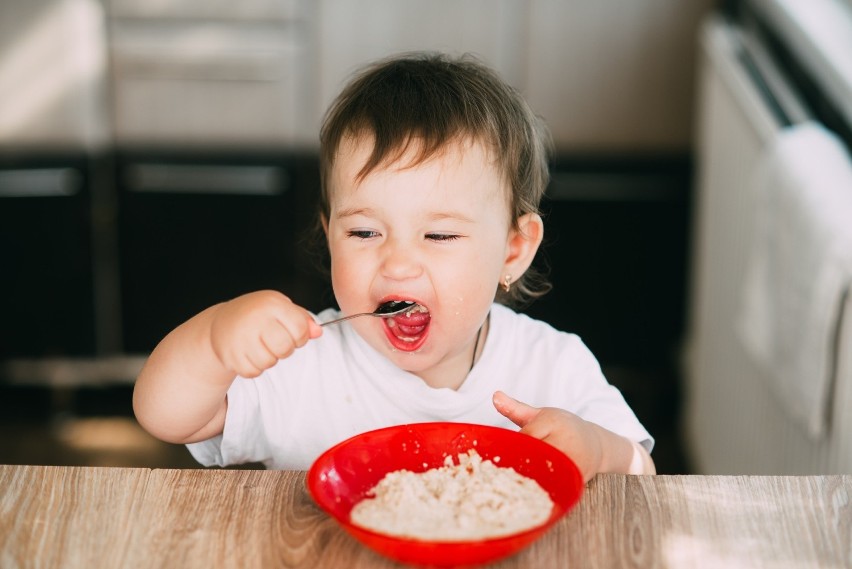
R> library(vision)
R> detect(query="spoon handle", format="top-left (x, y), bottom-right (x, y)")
top-left (319, 301), bottom-right (416, 327)
top-left (319, 313), bottom-right (373, 327)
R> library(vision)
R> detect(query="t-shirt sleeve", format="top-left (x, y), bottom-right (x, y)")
top-left (561, 339), bottom-right (655, 453)
top-left (578, 384), bottom-right (655, 453)
top-left (185, 376), bottom-right (272, 467)
top-left (186, 434), bottom-right (225, 466)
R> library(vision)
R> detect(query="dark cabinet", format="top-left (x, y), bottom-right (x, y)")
top-left (1, 151), bottom-right (331, 366)
top-left (524, 157), bottom-right (691, 369)
top-left (116, 151), bottom-right (330, 353)
top-left (0, 155), bottom-right (97, 359)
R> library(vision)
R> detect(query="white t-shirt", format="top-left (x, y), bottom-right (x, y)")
top-left (187, 303), bottom-right (653, 470)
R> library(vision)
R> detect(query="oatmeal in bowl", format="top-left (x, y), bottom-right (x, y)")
top-left (307, 422), bottom-right (584, 567)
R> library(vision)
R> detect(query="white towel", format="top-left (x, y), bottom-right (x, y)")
top-left (739, 122), bottom-right (852, 440)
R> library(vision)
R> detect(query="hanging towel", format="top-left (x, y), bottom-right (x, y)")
top-left (739, 122), bottom-right (852, 440)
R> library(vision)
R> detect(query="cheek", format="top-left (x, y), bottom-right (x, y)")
top-left (328, 246), bottom-right (363, 302)
top-left (438, 254), bottom-right (503, 311)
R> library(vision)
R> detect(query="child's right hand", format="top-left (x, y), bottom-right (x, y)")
top-left (208, 290), bottom-right (323, 378)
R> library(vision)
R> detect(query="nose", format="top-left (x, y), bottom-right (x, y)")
top-left (380, 238), bottom-right (423, 281)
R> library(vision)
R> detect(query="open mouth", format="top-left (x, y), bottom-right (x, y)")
top-left (382, 302), bottom-right (431, 352)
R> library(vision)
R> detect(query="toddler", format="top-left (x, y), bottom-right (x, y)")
top-left (133, 53), bottom-right (655, 481)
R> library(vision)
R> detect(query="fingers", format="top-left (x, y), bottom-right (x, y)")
top-left (493, 391), bottom-right (566, 445)
top-left (242, 345), bottom-right (277, 379)
top-left (492, 391), bottom-right (541, 428)
top-left (210, 291), bottom-right (322, 378)
top-left (244, 309), bottom-right (318, 372)
top-left (266, 313), bottom-right (316, 357)
top-left (308, 319), bottom-right (324, 339)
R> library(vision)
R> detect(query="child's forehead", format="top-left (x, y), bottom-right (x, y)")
top-left (328, 134), bottom-right (512, 219)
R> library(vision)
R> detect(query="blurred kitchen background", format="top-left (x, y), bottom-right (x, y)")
top-left (2, 0), bottom-right (851, 474)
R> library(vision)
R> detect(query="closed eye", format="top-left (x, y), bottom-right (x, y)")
top-left (426, 233), bottom-right (462, 242)
top-left (347, 229), bottom-right (380, 240)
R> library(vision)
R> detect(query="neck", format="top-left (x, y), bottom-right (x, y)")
top-left (415, 313), bottom-right (490, 390)
top-left (469, 317), bottom-right (486, 371)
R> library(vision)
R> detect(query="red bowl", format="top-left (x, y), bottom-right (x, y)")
top-left (307, 422), bottom-right (584, 567)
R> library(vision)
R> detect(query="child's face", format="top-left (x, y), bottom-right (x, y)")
top-left (325, 136), bottom-right (520, 387)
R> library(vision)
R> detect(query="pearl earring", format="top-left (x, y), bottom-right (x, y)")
top-left (501, 274), bottom-right (512, 293)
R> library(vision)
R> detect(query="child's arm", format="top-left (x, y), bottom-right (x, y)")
top-left (133, 290), bottom-right (323, 445)
top-left (492, 391), bottom-right (655, 482)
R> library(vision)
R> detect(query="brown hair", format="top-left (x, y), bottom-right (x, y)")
top-left (317, 52), bottom-right (551, 306)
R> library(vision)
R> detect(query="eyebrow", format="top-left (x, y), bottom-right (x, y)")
top-left (334, 207), bottom-right (374, 219)
top-left (334, 207), bottom-right (475, 224)
top-left (426, 211), bottom-right (475, 224)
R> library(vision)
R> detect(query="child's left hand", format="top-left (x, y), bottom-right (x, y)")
top-left (492, 390), bottom-right (652, 482)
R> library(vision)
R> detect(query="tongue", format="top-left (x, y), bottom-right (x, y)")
top-left (389, 312), bottom-right (431, 336)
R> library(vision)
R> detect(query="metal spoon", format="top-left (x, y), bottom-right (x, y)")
top-left (320, 300), bottom-right (417, 327)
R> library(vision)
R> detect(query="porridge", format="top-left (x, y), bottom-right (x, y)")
top-left (349, 450), bottom-right (554, 540)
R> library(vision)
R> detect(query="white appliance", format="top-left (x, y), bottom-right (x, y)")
top-left (685, 1), bottom-right (852, 474)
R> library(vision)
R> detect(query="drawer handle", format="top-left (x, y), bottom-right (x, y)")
top-left (126, 164), bottom-right (287, 195)
top-left (0, 168), bottom-right (81, 197)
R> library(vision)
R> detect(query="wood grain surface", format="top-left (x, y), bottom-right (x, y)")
top-left (1, 466), bottom-right (850, 568)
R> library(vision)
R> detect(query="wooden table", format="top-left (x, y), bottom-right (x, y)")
top-left (1, 465), bottom-right (850, 568)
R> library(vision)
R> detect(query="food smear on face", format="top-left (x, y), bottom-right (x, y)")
top-left (349, 449), bottom-right (554, 541)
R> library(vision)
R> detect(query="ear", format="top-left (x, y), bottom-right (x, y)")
top-left (502, 213), bottom-right (544, 281)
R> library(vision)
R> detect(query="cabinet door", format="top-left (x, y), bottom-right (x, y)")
top-left (316, 0), bottom-right (527, 122)
top-left (524, 0), bottom-right (714, 152)
top-left (110, 22), bottom-right (313, 148)
top-left (524, 157), bottom-right (691, 367)
top-left (116, 153), bottom-right (329, 353)
top-left (0, 157), bottom-right (97, 359)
